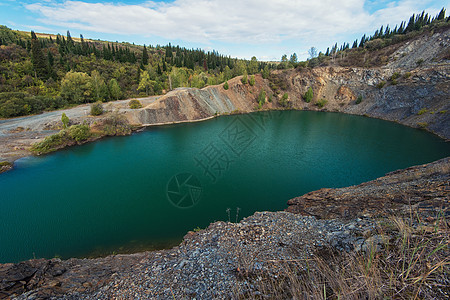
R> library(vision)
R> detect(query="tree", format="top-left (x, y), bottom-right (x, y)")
top-left (308, 47), bottom-right (317, 59)
top-left (90, 101), bottom-right (103, 116)
top-left (241, 73), bottom-right (248, 84)
top-left (304, 87), bottom-right (313, 103)
top-left (437, 8), bottom-right (446, 20)
top-left (248, 56), bottom-right (258, 74)
top-left (90, 70), bottom-right (107, 101)
top-left (249, 75), bottom-right (255, 86)
top-left (142, 45), bottom-right (148, 65)
top-left (30, 31), bottom-right (48, 79)
top-left (138, 70), bottom-right (152, 95)
top-left (257, 89), bottom-right (266, 108)
top-left (60, 71), bottom-right (92, 103)
top-left (108, 78), bottom-right (122, 100)
top-left (281, 54), bottom-right (288, 69)
top-left (262, 65), bottom-right (270, 79)
top-left (61, 113), bottom-right (69, 129)
top-left (223, 81), bottom-right (229, 90)
top-left (289, 53), bottom-right (298, 65)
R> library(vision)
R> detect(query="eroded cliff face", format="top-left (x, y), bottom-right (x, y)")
top-left (128, 27), bottom-right (449, 138)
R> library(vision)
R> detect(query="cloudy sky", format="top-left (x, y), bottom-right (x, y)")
top-left (1, 0), bottom-right (447, 61)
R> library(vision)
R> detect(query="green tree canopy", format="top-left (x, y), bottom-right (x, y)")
top-left (60, 71), bottom-right (92, 103)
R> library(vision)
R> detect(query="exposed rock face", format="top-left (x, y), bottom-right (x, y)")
top-left (286, 157), bottom-right (449, 220)
top-left (127, 27), bottom-right (450, 139)
top-left (1, 158), bottom-right (448, 299)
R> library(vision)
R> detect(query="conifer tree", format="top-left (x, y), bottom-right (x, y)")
top-left (30, 31), bottom-right (48, 79)
top-left (142, 45), bottom-right (148, 65)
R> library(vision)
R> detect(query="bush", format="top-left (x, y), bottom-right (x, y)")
top-left (417, 108), bottom-right (428, 115)
top-left (417, 122), bottom-right (428, 128)
top-left (390, 72), bottom-right (401, 81)
top-left (31, 124), bottom-right (92, 154)
top-left (61, 113), bottom-right (69, 128)
top-left (304, 87), bottom-right (313, 103)
top-left (416, 59), bottom-right (424, 66)
top-left (257, 90), bottom-right (266, 108)
top-left (377, 81), bottom-right (386, 89)
top-left (223, 81), bottom-right (229, 90)
top-left (356, 95), bottom-right (363, 104)
top-left (403, 72), bottom-right (412, 79)
top-left (68, 124), bottom-right (91, 142)
top-left (241, 74), bottom-right (248, 84)
top-left (316, 98), bottom-right (327, 108)
top-left (90, 102), bottom-right (103, 116)
top-left (249, 75), bottom-right (255, 86)
top-left (128, 99), bottom-right (142, 109)
top-left (280, 93), bottom-right (289, 107)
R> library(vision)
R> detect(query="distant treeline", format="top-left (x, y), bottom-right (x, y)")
top-left (0, 26), bottom-right (274, 118)
top-left (279, 8), bottom-right (449, 69)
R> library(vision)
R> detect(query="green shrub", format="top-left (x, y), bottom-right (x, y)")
top-left (31, 124), bottom-right (92, 154)
top-left (128, 99), bottom-right (142, 109)
top-left (391, 72), bottom-right (401, 80)
top-left (439, 110), bottom-right (447, 114)
top-left (377, 81), bottom-right (386, 89)
top-left (61, 113), bottom-right (69, 129)
top-left (316, 98), bottom-right (327, 108)
top-left (356, 95), bottom-right (363, 104)
top-left (304, 87), bottom-right (313, 103)
top-left (249, 75), bottom-right (255, 86)
top-left (417, 122), bottom-right (428, 128)
top-left (280, 93), bottom-right (289, 107)
top-left (0, 161), bottom-right (11, 167)
top-left (68, 124), bottom-right (91, 142)
top-left (416, 59), bottom-right (424, 66)
top-left (403, 72), bottom-right (412, 79)
top-left (257, 90), bottom-right (266, 108)
top-left (90, 102), bottom-right (103, 116)
top-left (241, 74), bottom-right (248, 84)
top-left (223, 81), bottom-right (229, 90)
top-left (417, 108), bottom-right (428, 115)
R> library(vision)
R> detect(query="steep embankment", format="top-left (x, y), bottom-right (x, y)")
top-left (128, 26), bottom-right (449, 139)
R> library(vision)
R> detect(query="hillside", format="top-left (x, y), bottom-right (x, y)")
top-left (0, 22), bottom-right (449, 167)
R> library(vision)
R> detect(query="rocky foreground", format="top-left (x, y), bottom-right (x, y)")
top-left (1, 157), bottom-right (448, 299)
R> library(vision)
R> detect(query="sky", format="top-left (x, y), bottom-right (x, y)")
top-left (0, 0), bottom-right (448, 61)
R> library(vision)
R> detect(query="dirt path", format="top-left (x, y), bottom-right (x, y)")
top-left (0, 97), bottom-right (158, 163)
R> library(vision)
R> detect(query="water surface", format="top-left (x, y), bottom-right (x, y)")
top-left (1, 111), bottom-right (448, 263)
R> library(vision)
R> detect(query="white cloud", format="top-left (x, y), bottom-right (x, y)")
top-left (25, 0), bottom-right (373, 44)
top-left (24, 0), bottom-right (443, 59)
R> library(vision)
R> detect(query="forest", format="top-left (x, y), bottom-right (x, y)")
top-left (0, 8), bottom-right (447, 118)
top-left (0, 27), bottom-right (273, 118)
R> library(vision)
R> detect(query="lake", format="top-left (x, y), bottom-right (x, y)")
top-left (0, 111), bottom-right (449, 263)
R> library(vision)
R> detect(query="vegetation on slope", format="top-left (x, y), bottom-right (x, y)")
top-left (0, 26), bottom-right (275, 118)
top-left (278, 8), bottom-right (449, 69)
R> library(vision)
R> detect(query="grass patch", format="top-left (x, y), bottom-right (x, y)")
top-left (417, 108), bottom-right (428, 115)
top-left (315, 98), bottom-right (327, 108)
top-left (377, 81), bottom-right (387, 89)
top-left (417, 122), bottom-right (428, 128)
top-left (232, 214), bottom-right (449, 299)
top-left (31, 124), bottom-right (91, 154)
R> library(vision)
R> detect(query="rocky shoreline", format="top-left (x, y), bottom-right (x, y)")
top-left (1, 157), bottom-right (448, 299)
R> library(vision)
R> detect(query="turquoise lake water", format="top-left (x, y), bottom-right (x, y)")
top-left (0, 111), bottom-right (449, 263)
